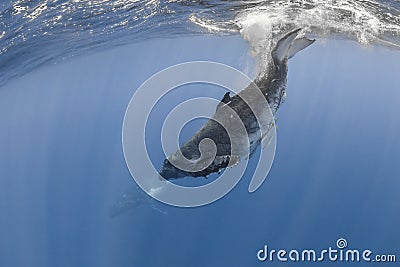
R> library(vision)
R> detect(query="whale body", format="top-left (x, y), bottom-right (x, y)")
top-left (160, 29), bottom-right (315, 179)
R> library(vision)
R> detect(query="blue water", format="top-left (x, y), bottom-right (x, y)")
top-left (1, 0), bottom-right (400, 266)
top-left (1, 0), bottom-right (400, 85)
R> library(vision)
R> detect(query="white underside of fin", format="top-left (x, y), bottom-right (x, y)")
top-left (288, 38), bottom-right (316, 59)
top-left (272, 29), bottom-right (315, 63)
top-left (273, 30), bottom-right (300, 63)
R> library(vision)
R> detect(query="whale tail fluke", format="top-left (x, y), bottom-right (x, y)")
top-left (272, 28), bottom-right (315, 64)
top-left (288, 37), bottom-right (315, 59)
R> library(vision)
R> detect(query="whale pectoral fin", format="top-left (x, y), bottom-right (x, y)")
top-left (288, 37), bottom-right (315, 59)
top-left (272, 28), bottom-right (302, 64)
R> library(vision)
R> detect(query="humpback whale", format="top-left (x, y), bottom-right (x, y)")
top-left (160, 29), bottom-right (315, 180)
